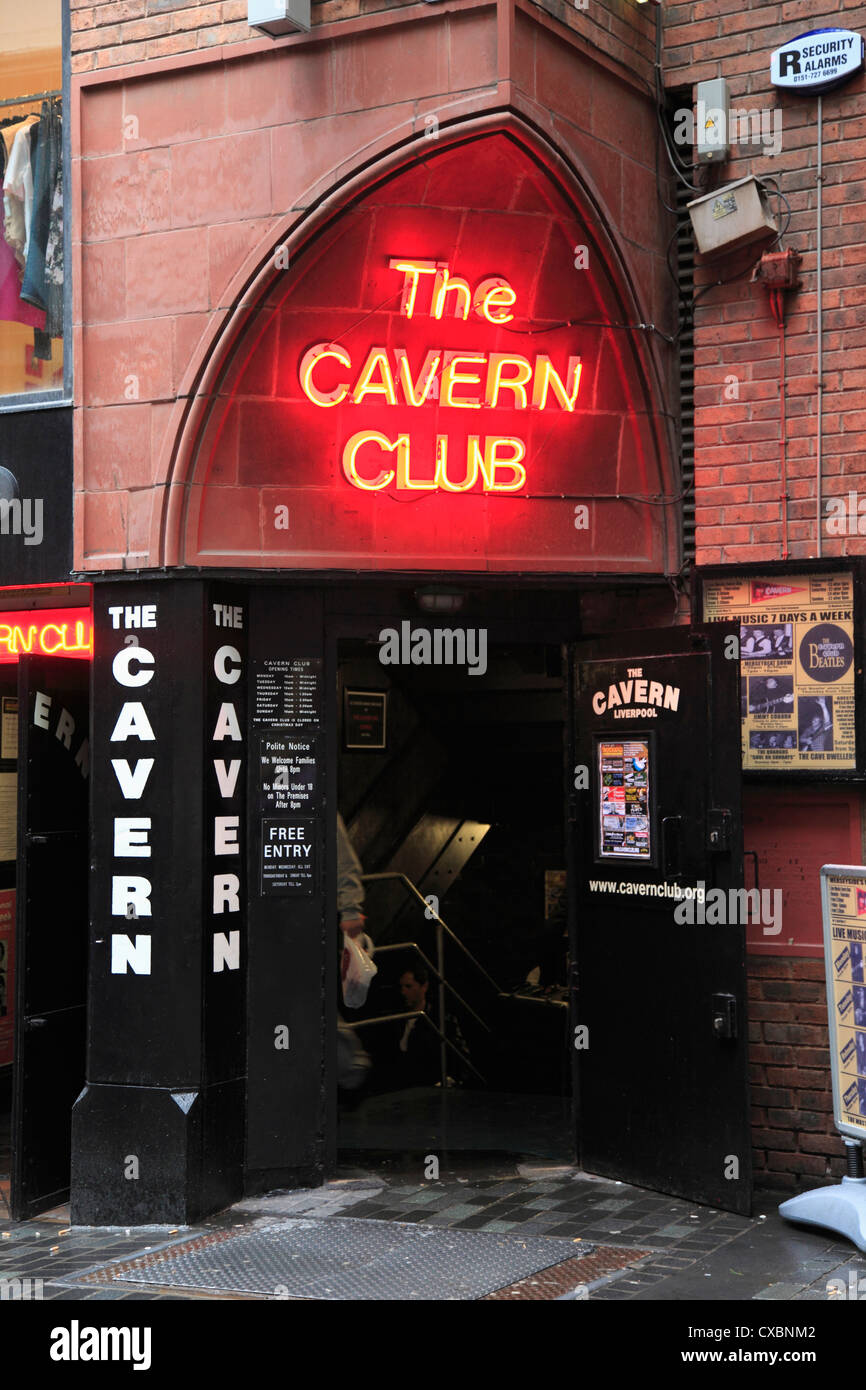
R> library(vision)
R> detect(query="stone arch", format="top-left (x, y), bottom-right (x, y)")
top-left (157, 114), bottom-right (680, 575)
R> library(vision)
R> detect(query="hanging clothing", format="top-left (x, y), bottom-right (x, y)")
top-left (0, 229), bottom-right (46, 329)
top-left (43, 162), bottom-right (64, 334)
top-left (1, 115), bottom-right (37, 163)
top-left (2, 117), bottom-right (39, 264)
top-left (21, 102), bottom-right (62, 336)
top-left (0, 114), bottom-right (37, 185)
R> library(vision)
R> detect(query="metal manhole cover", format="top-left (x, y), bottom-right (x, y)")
top-left (74, 1218), bottom-right (599, 1300)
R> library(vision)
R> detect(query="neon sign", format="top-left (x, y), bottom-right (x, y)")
top-left (0, 608), bottom-right (93, 663)
top-left (298, 258), bottom-right (582, 494)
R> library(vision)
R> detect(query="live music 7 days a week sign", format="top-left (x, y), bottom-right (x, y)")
top-left (703, 572), bottom-right (855, 772)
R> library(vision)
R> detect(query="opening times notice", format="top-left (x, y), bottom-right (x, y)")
top-left (823, 869), bottom-right (866, 1137)
top-left (252, 658), bottom-right (322, 726)
top-left (703, 572), bottom-right (855, 772)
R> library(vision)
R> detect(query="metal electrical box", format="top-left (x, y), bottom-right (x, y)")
top-left (248, 0), bottom-right (311, 34)
top-left (696, 78), bottom-right (730, 164)
top-left (687, 177), bottom-right (779, 257)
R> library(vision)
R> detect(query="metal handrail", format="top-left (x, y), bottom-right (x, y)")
top-left (374, 943), bottom-right (491, 1033)
top-left (501, 990), bottom-right (569, 1011)
top-left (361, 869), bottom-right (502, 1086)
top-left (355, 871), bottom-right (568, 1090)
top-left (343, 1009), bottom-right (486, 1085)
top-left (361, 872), bottom-right (502, 993)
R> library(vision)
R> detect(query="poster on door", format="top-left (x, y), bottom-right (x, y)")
top-left (820, 866), bottom-right (866, 1139)
top-left (702, 572), bottom-right (855, 772)
top-left (597, 739), bottom-right (651, 859)
top-left (0, 888), bottom-right (14, 1066)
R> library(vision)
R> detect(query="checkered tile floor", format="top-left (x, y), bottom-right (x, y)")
top-left (1, 1163), bottom-right (864, 1301)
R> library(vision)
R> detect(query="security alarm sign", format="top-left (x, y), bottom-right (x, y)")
top-left (771, 28), bottom-right (864, 93)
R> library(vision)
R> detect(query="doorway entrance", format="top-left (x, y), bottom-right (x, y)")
top-left (326, 602), bottom-right (752, 1214)
top-left (8, 654), bottom-right (89, 1220)
top-left (335, 631), bottom-right (573, 1168)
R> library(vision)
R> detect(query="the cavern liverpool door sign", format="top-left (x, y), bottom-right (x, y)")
top-left (571, 624), bottom-right (752, 1215)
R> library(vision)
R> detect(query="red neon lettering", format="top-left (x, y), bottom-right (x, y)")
top-left (432, 270), bottom-right (472, 321)
top-left (474, 277), bottom-right (516, 324)
top-left (342, 432), bottom-right (400, 490)
top-left (531, 356), bottom-right (582, 411)
top-left (301, 260), bottom-right (582, 497)
top-left (7, 625), bottom-right (38, 655)
top-left (440, 353), bottom-right (486, 409)
top-left (485, 354), bottom-right (533, 409)
top-left (477, 437), bottom-right (527, 493)
top-left (388, 258), bottom-right (440, 318)
top-left (393, 349), bottom-right (441, 406)
top-left (299, 342), bottom-right (351, 407)
top-left (351, 348), bottom-right (398, 406)
top-left (39, 623), bottom-right (67, 654)
top-left (0, 610), bottom-right (93, 662)
top-left (435, 437), bottom-right (478, 492)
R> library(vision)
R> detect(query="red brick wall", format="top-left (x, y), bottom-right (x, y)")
top-left (70, 0), bottom-right (409, 72)
top-left (70, 0), bottom-right (658, 81)
top-left (748, 955), bottom-right (846, 1191)
top-left (664, 2), bottom-right (866, 566)
top-left (71, 0), bottom-right (251, 72)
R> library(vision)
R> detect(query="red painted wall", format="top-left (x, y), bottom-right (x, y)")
top-left (184, 133), bottom-right (674, 572)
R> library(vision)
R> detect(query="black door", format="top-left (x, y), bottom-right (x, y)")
top-left (11, 657), bottom-right (89, 1220)
top-left (570, 624), bottom-right (752, 1214)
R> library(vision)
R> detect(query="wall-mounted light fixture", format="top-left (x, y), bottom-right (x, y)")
top-left (248, 0), bottom-right (310, 35)
top-left (415, 589), bottom-right (465, 615)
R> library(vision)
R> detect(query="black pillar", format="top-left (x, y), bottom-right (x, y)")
top-left (71, 579), bottom-right (248, 1224)
top-left (243, 586), bottom-right (332, 1194)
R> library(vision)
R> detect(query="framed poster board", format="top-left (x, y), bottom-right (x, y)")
top-left (594, 734), bottom-right (654, 864)
top-left (701, 570), bottom-right (856, 774)
top-left (343, 689), bottom-right (387, 751)
top-left (820, 865), bottom-right (866, 1141)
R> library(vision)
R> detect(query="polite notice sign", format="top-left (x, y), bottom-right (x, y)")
top-left (258, 733), bottom-right (317, 812)
top-left (703, 572), bottom-right (855, 772)
top-left (261, 817), bottom-right (317, 895)
top-left (771, 28), bottom-right (864, 93)
top-left (820, 866), bottom-right (866, 1140)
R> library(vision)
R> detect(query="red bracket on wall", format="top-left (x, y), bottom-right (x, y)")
top-left (752, 249), bottom-right (802, 560)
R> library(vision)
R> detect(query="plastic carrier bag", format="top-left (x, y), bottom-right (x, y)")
top-left (341, 931), bottom-right (377, 1009)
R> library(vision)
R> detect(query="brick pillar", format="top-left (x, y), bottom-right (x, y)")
top-left (747, 955), bottom-right (847, 1191)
